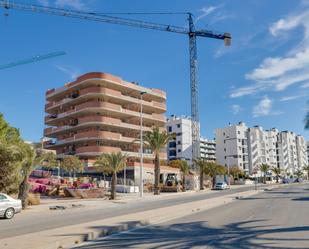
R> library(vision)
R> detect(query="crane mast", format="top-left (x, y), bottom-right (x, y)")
top-left (0, 1), bottom-right (231, 167)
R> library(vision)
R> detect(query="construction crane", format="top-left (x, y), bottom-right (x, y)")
top-left (0, 51), bottom-right (66, 70)
top-left (0, 1), bottom-right (231, 166)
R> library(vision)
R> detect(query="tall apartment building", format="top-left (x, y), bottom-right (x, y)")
top-left (216, 122), bottom-right (308, 176)
top-left (296, 135), bottom-right (307, 169)
top-left (247, 126), bottom-right (278, 171)
top-left (166, 115), bottom-right (216, 164)
top-left (43, 72), bottom-right (178, 183)
top-left (215, 122), bottom-right (249, 174)
top-left (307, 141), bottom-right (309, 165)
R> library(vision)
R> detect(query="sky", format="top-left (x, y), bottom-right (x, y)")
top-left (0, 0), bottom-right (309, 141)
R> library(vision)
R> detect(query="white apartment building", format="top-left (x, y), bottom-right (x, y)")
top-left (277, 131), bottom-right (299, 174)
top-left (200, 137), bottom-right (216, 163)
top-left (296, 135), bottom-right (307, 168)
top-left (247, 126), bottom-right (278, 172)
top-left (215, 122), bottom-right (249, 174)
top-left (307, 141), bottom-right (309, 165)
top-left (166, 115), bottom-right (216, 164)
top-left (216, 123), bottom-right (308, 176)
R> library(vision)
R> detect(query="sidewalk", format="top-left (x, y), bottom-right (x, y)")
top-left (0, 185), bottom-right (272, 249)
top-left (25, 183), bottom-right (263, 214)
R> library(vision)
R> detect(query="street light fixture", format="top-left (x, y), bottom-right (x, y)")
top-left (139, 91), bottom-right (147, 198)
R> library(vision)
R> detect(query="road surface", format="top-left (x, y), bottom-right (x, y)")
top-left (74, 183), bottom-right (309, 249)
top-left (0, 185), bottom-right (260, 239)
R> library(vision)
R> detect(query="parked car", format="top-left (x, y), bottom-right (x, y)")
top-left (0, 193), bottom-right (22, 219)
top-left (213, 182), bottom-right (229, 190)
top-left (282, 178), bottom-right (290, 184)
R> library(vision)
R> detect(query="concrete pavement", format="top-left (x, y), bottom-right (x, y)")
top-left (0, 184), bottom-right (262, 239)
top-left (73, 183), bottom-right (309, 249)
top-left (0, 184), bottom-right (268, 249)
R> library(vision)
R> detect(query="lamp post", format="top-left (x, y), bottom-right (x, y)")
top-left (140, 91), bottom-right (147, 198)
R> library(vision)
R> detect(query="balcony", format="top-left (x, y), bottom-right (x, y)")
top-left (76, 146), bottom-right (121, 154)
top-left (46, 86), bottom-right (166, 113)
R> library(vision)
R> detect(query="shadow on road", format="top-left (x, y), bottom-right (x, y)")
top-left (71, 219), bottom-right (309, 249)
top-left (292, 197), bottom-right (309, 201)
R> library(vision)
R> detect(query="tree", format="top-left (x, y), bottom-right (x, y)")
top-left (271, 166), bottom-right (281, 183)
top-left (302, 165), bottom-right (309, 180)
top-left (168, 159), bottom-right (189, 192)
top-left (295, 168), bottom-right (303, 178)
top-left (18, 144), bottom-right (57, 209)
top-left (229, 166), bottom-right (243, 180)
top-left (61, 155), bottom-right (84, 178)
top-left (143, 126), bottom-right (173, 195)
top-left (194, 158), bottom-right (207, 190)
top-left (94, 152), bottom-right (127, 200)
top-left (204, 163), bottom-right (226, 188)
top-left (0, 113), bottom-right (23, 194)
top-left (260, 164), bottom-right (270, 184)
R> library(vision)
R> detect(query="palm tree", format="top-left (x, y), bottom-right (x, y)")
top-left (179, 160), bottom-right (189, 192)
top-left (295, 168), bottom-right (303, 178)
top-left (305, 110), bottom-right (309, 130)
top-left (194, 158), bottom-right (207, 190)
top-left (143, 126), bottom-right (173, 195)
top-left (94, 152), bottom-right (127, 200)
top-left (169, 159), bottom-right (188, 191)
top-left (302, 165), bottom-right (309, 180)
top-left (260, 164), bottom-right (270, 184)
top-left (204, 163), bottom-right (227, 188)
top-left (18, 143), bottom-right (57, 209)
top-left (271, 166), bottom-right (281, 183)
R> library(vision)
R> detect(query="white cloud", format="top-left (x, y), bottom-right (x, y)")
top-left (38, 0), bottom-right (86, 10)
top-left (301, 82), bottom-right (309, 88)
top-left (55, 0), bottom-right (85, 10)
top-left (231, 7), bottom-right (309, 98)
top-left (55, 65), bottom-right (80, 80)
top-left (231, 104), bottom-right (242, 114)
top-left (37, 0), bottom-right (49, 6)
top-left (279, 94), bottom-right (306, 101)
top-left (252, 96), bottom-right (282, 117)
top-left (195, 4), bottom-right (224, 23)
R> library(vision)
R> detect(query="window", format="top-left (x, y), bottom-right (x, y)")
top-left (169, 150), bottom-right (176, 156)
top-left (223, 132), bottom-right (225, 136)
top-left (176, 132), bottom-right (182, 136)
top-left (178, 149), bottom-right (181, 153)
top-left (169, 141), bottom-right (176, 148)
top-left (177, 141), bottom-right (181, 145)
top-left (0, 194), bottom-right (7, 200)
top-left (168, 126), bottom-right (172, 132)
top-left (177, 124), bottom-right (181, 128)
top-left (238, 131), bottom-right (240, 134)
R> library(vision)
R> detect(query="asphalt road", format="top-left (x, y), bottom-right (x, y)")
top-left (74, 183), bottom-right (309, 249)
top-left (0, 185), bottom-right (260, 239)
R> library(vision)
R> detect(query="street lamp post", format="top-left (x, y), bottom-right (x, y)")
top-left (140, 91), bottom-right (147, 198)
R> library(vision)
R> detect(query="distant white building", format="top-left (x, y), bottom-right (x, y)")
top-left (216, 122), bottom-right (308, 176)
top-left (166, 115), bottom-right (216, 164)
top-left (307, 141), bottom-right (309, 165)
top-left (215, 122), bottom-right (249, 174)
top-left (200, 137), bottom-right (216, 163)
top-left (296, 135), bottom-right (307, 169)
